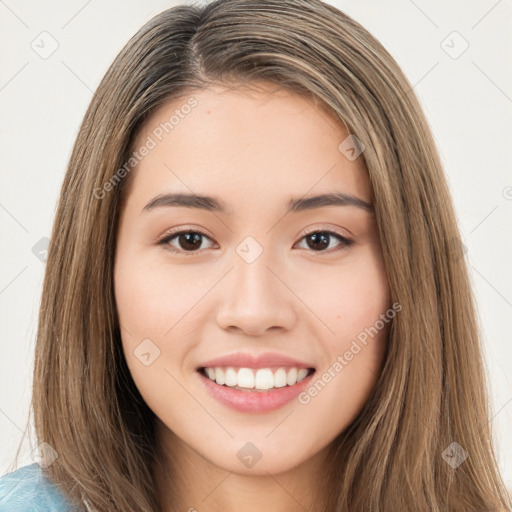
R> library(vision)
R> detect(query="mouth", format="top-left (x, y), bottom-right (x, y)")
top-left (197, 366), bottom-right (316, 392)
top-left (195, 352), bottom-right (317, 412)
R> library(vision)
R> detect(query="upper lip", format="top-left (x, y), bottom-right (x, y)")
top-left (197, 352), bottom-right (316, 370)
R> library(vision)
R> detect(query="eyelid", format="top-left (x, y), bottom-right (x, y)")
top-left (296, 223), bottom-right (352, 241)
top-left (157, 225), bottom-right (214, 242)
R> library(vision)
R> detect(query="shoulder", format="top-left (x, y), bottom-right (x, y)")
top-left (0, 463), bottom-right (77, 512)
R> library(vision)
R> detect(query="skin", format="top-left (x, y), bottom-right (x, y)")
top-left (114, 81), bottom-right (391, 512)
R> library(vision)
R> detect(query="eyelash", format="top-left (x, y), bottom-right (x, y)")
top-left (156, 227), bottom-right (354, 255)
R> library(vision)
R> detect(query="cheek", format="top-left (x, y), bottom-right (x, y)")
top-left (309, 250), bottom-right (390, 344)
top-left (298, 309), bottom-right (390, 441)
top-left (114, 253), bottom-right (210, 380)
top-left (114, 257), bottom-right (197, 418)
top-left (113, 256), bottom-right (179, 395)
top-left (114, 254), bottom-right (189, 335)
top-left (298, 249), bottom-right (390, 420)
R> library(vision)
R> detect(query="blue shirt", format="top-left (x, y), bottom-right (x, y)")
top-left (0, 463), bottom-right (78, 511)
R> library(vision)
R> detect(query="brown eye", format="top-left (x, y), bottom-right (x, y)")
top-left (295, 230), bottom-right (353, 253)
top-left (158, 228), bottom-right (353, 255)
top-left (159, 230), bottom-right (215, 254)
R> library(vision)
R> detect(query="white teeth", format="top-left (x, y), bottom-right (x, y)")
top-left (237, 368), bottom-right (255, 389)
top-left (202, 366), bottom-right (312, 390)
top-left (255, 369), bottom-right (274, 390)
top-left (286, 368), bottom-right (297, 386)
top-left (224, 367), bottom-right (238, 387)
top-left (215, 368), bottom-right (225, 386)
top-left (274, 368), bottom-right (287, 388)
top-left (297, 368), bottom-right (309, 382)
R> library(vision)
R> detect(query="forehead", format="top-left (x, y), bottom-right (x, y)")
top-left (126, 82), bottom-right (371, 210)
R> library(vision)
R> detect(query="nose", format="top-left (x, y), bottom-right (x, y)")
top-left (215, 248), bottom-right (297, 336)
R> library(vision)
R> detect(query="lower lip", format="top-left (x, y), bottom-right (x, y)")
top-left (197, 370), bottom-right (315, 413)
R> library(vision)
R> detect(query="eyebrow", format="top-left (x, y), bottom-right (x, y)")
top-left (141, 192), bottom-right (374, 214)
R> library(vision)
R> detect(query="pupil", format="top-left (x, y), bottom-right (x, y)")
top-left (308, 232), bottom-right (329, 251)
top-left (180, 232), bottom-right (201, 250)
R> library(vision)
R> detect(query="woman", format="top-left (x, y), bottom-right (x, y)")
top-left (1, 0), bottom-right (510, 510)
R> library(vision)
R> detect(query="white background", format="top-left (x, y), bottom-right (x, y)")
top-left (1, 0), bottom-right (511, 490)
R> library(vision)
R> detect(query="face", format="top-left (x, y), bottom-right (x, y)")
top-left (114, 82), bottom-right (391, 477)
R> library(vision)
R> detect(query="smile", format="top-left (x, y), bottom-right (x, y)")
top-left (197, 366), bottom-right (316, 413)
top-left (199, 366), bottom-right (314, 391)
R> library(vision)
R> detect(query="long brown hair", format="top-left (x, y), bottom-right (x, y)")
top-left (13, 0), bottom-right (511, 510)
